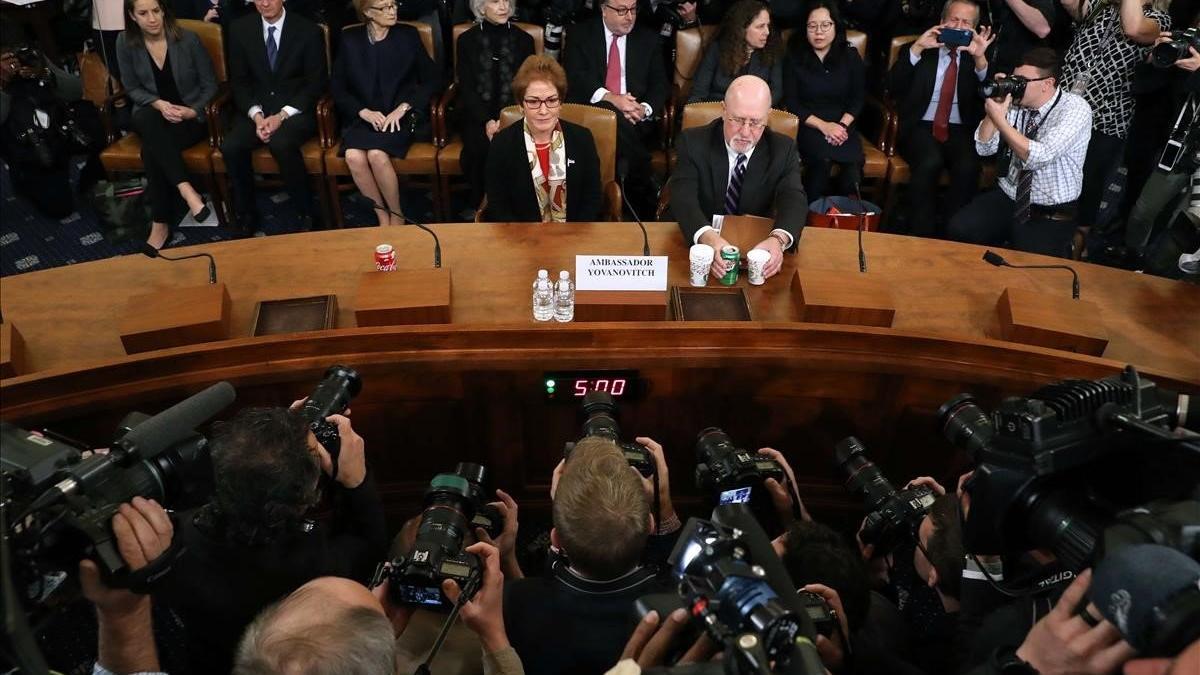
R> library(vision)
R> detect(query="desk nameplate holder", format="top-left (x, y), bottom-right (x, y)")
top-left (996, 287), bottom-right (1108, 356)
top-left (119, 283), bottom-right (232, 354)
top-left (355, 268), bottom-right (452, 326)
top-left (1, 322), bottom-right (27, 378)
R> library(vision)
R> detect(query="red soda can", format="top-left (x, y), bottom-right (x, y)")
top-left (375, 244), bottom-right (396, 271)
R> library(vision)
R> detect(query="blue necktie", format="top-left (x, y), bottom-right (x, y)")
top-left (724, 153), bottom-right (746, 215)
top-left (266, 25), bottom-right (278, 70)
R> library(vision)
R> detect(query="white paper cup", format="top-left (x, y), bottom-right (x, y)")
top-left (689, 244), bottom-right (715, 287)
top-left (747, 248), bottom-right (770, 285)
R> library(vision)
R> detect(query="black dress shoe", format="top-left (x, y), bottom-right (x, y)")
top-left (192, 204), bottom-right (212, 223)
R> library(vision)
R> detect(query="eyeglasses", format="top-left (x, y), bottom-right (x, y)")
top-left (604, 4), bottom-right (638, 16)
top-left (806, 21), bottom-right (834, 32)
top-left (726, 116), bottom-right (766, 130)
top-left (523, 96), bottom-right (561, 109)
top-left (369, 3), bottom-right (397, 11)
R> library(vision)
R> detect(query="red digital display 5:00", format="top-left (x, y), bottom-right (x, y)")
top-left (572, 379), bottom-right (627, 396)
top-left (543, 370), bottom-right (640, 400)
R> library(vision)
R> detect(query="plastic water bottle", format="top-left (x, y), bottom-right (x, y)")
top-left (532, 269), bottom-right (554, 321)
top-left (554, 270), bottom-right (574, 322)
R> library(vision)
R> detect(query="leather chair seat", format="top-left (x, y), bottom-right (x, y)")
top-left (210, 137), bottom-right (325, 174)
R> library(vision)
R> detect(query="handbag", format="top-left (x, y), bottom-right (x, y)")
top-left (88, 177), bottom-right (152, 241)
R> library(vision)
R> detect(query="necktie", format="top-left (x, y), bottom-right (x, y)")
top-left (724, 154), bottom-right (747, 215)
top-left (266, 25), bottom-right (279, 71)
top-left (932, 50), bottom-right (958, 143)
top-left (604, 35), bottom-right (622, 95)
top-left (1014, 109), bottom-right (1042, 225)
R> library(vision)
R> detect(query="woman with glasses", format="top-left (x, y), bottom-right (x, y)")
top-left (689, 0), bottom-right (784, 105)
top-left (331, 0), bottom-right (436, 225)
top-left (783, 0), bottom-right (865, 201)
top-left (485, 55), bottom-right (602, 222)
top-left (455, 0), bottom-right (534, 215)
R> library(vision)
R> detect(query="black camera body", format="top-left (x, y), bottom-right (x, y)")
top-left (980, 75), bottom-right (1030, 101)
top-left (383, 463), bottom-right (499, 610)
top-left (797, 591), bottom-right (837, 638)
top-left (695, 428), bottom-right (784, 496)
top-left (1152, 27), bottom-right (1200, 68)
top-left (834, 436), bottom-right (936, 555)
top-left (297, 365), bottom-right (361, 478)
top-left (563, 390), bottom-right (655, 477)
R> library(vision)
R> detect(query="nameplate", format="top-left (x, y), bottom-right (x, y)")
top-left (575, 255), bottom-right (669, 291)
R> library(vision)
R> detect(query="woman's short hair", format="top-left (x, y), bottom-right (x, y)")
top-left (352, 0), bottom-right (381, 23)
top-left (123, 0), bottom-right (182, 47)
top-left (512, 54), bottom-right (568, 102)
top-left (469, 0), bottom-right (490, 20)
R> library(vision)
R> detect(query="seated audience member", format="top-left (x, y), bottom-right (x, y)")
top-left (116, 0), bottom-right (218, 249)
top-left (221, 0), bottom-right (327, 230)
top-left (670, 75), bottom-right (807, 281)
top-left (888, 0), bottom-right (994, 237)
top-left (784, 0), bottom-right (866, 201)
top-left (503, 436), bottom-right (679, 675)
top-left (154, 406), bottom-right (387, 673)
top-left (332, 0), bottom-right (436, 227)
top-left (562, 0), bottom-right (668, 216)
top-left (688, 0), bottom-right (784, 105)
top-left (233, 542), bottom-right (523, 675)
top-left (948, 48), bottom-right (1092, 258)
top-left (485, 55), bottom-right (602, 222)
top-left (455, 0), bottom-right (535, 213)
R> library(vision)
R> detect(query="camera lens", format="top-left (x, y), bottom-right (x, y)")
top-left (937, 394), bottom-right (994, 462)
top-left (1152, 40), bottom-right (1189, 68)
top-left (417, 474), bottom-right (475, 552)
top-left (695, 427), bottom-right (734, 462)
top-left (833, 437), bottom-right (896, 510)
top-left (580, 390), bottom-right (621, 439)
top-left (300, 365), bottom-right (362, 422)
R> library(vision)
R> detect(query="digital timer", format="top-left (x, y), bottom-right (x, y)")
top-left (543, 370), bottom-right (642, 401)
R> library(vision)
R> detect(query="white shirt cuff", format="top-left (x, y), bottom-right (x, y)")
top-left (641, 102), bottom-right (653, 118)
top-left (248, 105), bottom-right (263, 120)
top-left (770, 228), bottom-right (794, 249)
top-left (282, 105), bottom-right (300, 118)
top-left (909, 49), bottom-right (920, 66)
top-left (695, 223), bottom-right (716, 244)
top-left (590, 88), bottom-right (609, 104)
top-left (974, 65), bottom-right (988, 80)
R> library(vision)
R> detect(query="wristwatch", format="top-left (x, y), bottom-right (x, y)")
top-left (991, 646), bottom-right (1038, 674)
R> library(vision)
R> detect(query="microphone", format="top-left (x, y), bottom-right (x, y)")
top-left (982, 250), bottom-right (1080, 299)
top-left (852, 183), bottom-right (869, 273)
top-left (370, 200), bottom-right (442, 268)
top-left (1089, 544), bottom-right (1200, 656)
top-left (141, 243), bottom-right (218, 284)
top-left (616, 158), bottom-right (652, 257)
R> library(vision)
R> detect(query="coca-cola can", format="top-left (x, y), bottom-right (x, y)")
top-left (375, 244), bottom-right (396, 271)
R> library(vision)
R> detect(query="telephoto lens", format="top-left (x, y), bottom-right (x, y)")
top-left (937, 394), bottom-right (995, 462)
top-left (298, 365), bottom-right (362, 478)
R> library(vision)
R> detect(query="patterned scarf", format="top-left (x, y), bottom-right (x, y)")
top-left (523, 120), bottom-right (568, 223)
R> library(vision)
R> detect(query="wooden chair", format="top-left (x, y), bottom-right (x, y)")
top-left (433, 21), bottom-right (544, 221)
top-left (210, 23), bottom-right (332, 226)
top-left (650, 24), bottom-right (720, 177)
top-left (97, 20), bottom-right (229, 223)
top-left (477, 103), bottom-right (622, 221)
top-left (320, 20), bottom-right (445, 227)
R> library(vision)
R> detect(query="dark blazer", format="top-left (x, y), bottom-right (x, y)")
top-left (484, 120), bottom-right (603, 223)
top-left (670, 118), bottom-right (807, 245)
top-left (455, 21), bottom-right (535, 130)
top-left (689, 45), bottom-right (784, 106)
top-left (115, 29), bottom-right (218, 121)
top-left (331, 24), bottom-right (436, 126)
top-left (562, 18), bottom-right (668, 117)
top-left (887, 43), bottom-right (983, 137)
top-left (227, 10), bottom-right (327, 117)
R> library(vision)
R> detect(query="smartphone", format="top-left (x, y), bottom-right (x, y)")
top-left (1158, 137), bottom-right (1185, 172)
top-left (938, 27), bottom-right (973, 48)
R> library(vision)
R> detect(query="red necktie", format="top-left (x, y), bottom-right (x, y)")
top-left (605, 35), bottom-right (622, 95)
top-left (932, 51), bottom-right (958, 143)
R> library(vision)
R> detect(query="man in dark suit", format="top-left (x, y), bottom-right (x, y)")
top-left (562, 0), bottom-right (668, 216)
top-left (222, 0), bottom-right (326, 229)
top-left (888, 0), bottom-right (994, 237)
top-left (670, 76), bottom-right (807, 281)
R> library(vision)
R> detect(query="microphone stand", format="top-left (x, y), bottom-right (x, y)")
top-left (617, 165), bottom-right (651, 256)
top-left (371, 200), bottom-right (442, 268)
top-left (852, 184), bottom-right (869, 273)
top-left (141, 244), bottom-right (218, 284)
top-left (982, 250), bottom-right (1080, 299)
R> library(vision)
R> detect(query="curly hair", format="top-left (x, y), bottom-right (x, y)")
top-left (197, 407), bottom-right (321, 545)
top-left (717, 0), bottom-right (784, 77)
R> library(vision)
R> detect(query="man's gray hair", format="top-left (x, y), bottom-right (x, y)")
top-left (233, 587), bottom-right (397, 675)
top-left (940, 0), bottom-right (980, 23)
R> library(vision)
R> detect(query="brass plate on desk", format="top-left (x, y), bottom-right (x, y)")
top-left (670, 286), bottom-right (752, 321)
top-left (251, 295), bottom-right (338, 336)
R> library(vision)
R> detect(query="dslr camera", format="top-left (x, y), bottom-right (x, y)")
top-left (834, 437), bottom-right (936, 555)
top-left (563, 390), bottom-right (655, 477)
top-left (694, 428), bottom-right (784, 501)
top-left (379, 463), bottom-right (502, 610)
top-left (297, 365), bottom-right (361, 479)
top-left (1152, 27), bottom-right (1200, 68)
top-left (980, 75), bottom-right (1031, 101)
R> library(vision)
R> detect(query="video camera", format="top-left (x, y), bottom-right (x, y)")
top-left (378, 463), bottom-right (501, 610)
top-left (936, 366), bottom-right (1200, 570)
top-left (563, 390), bottom-right (655, 477)
top-left (833, 437), bottom-right (936, 556)
top-left (297, 365), bottom-right (361, 480)
top-left (1152, 27), bottom-right (1200, 68)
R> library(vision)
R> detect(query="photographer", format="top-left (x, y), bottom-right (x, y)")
top-left (947, 47), bottom-right (1093, 257)
top-left (0, 45), bottom-right (105, 218)
top-left (504, 436), bottom-right (680, 675)
top-left (153, 406), bottom-right (387, 674)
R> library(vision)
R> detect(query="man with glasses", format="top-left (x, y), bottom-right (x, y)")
top-left (669, 75), bottom-right (806, 280)
top-left (562, 0), bottom-right (668, 216)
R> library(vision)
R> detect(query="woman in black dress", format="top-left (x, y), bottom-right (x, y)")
top-left (332, 0), bottom-right (436, 225)
top-left (783, 0), bottom-right (865, 201)
top-left (456, 0), bottom-right (535, 212)
top-left (689, 0), bottom-right (784, 105)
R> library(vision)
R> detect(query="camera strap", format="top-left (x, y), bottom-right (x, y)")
top-left (413, 568), bottom-right (482, 675)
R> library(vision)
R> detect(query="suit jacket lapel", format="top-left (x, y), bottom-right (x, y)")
top-left (740, 137), bottom-right (769, 211)
top-left (709, 121), bottom-right (728, 213)
top-left (168, 41), bottom-right (185, 97)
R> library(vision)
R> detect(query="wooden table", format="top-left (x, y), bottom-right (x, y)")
top-left (2, 223), bottom-right (1197, 521)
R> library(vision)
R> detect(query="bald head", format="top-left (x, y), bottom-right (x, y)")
top-left (722, 75), bottom-right (772, 154)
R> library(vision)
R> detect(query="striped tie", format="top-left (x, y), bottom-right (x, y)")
top-left (724, 153), bottom-right (747, 215)
top-left (266, 25), bottom-right (279, 71)
top-left (1014, 110), bottom-right (1041, 225)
